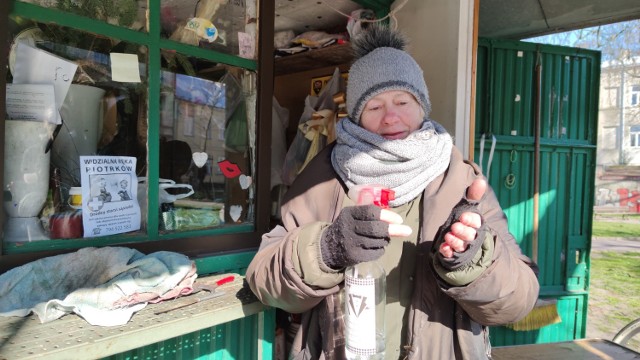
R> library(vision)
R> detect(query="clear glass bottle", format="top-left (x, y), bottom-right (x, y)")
top-left (344, 260), bottom-right (386, 360)
top-left (344, 184), bottom-right (393, 359)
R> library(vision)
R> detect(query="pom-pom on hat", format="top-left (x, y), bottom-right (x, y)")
top-left (346, 25), bottom-right (431, 123)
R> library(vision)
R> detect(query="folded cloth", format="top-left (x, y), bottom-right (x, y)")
top-left (0, 247), bottom-right (197, 326)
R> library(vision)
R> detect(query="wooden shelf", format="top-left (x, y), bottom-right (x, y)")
top-left (274, 43), bottom-right (353, 76)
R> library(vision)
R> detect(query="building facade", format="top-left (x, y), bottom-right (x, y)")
top-left (596, 58), bottom-right (640, 212)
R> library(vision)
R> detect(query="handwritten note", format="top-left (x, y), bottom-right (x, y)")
top-left (110, 53), bottom-right (141, 83)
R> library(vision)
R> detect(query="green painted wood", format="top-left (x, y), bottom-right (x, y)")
top-left (490, 295), bottom-right (587, 346)
top-left (11, 2), bottom-right (257, 69)
top-left (194, 251), bottom-right (256, 275)
top-left (146, 0), bottom-right (162, 239)
top-left (1, 224), bottom-right (255, 255)
top-left (105, 312), bottom-right (271, 360)
top-left (12, 2), bottom-right (148, 44)
top-left (159, 38), bottom-right (256, 71)
top-left (261, 306), bottom-right (276, 360)
top-left (476, 38), bottom-right (599, 346)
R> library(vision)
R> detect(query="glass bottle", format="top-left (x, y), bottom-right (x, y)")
top-left (344, 261), bottom-right (386, 359)
top-left (344, 185), bottom-right (394, 359)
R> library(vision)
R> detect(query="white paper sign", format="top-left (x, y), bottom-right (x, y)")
top-left (80, 156), bottom-right (141, 237)
top-left (12, 43), bottom-right (78, 123)
top-left (238, 32), bottom-right (255, 59)
top-left (6, 84), bottom-right (59, 124)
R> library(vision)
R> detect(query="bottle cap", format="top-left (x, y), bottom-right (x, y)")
top-left (348, 185), bottom-right (395, 208)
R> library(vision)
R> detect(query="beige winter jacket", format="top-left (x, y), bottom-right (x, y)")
top-left (247, 144), bottom-right (539, 359)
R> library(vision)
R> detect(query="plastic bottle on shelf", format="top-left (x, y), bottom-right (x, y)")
top-left (344, 185), bottom-right (394, 360)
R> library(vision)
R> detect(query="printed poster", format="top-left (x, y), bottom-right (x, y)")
top-left (5, 84), bottom-right (58, 124)
top-left (12, 43), bottom-right (79, 124)
top-left (80, 156), bottom-right (140, 237)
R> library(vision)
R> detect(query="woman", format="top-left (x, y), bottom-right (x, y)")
top-left (247, 25), bottom-right (539, 359)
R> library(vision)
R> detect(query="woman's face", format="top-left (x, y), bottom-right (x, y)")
top-left (360, 90), bottom-right (424, 140)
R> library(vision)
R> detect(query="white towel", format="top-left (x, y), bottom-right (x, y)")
top-left (0, 247), bottom-right (196, 326)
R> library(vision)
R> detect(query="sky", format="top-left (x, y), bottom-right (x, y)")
top-left (522, 19), bottom-right (640, 63)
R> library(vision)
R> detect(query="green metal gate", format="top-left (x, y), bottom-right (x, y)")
top-left (475, 38), bottom-right (600, 345)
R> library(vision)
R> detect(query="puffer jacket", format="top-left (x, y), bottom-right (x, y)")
top-left (247, 144), bottom-right (539, 359)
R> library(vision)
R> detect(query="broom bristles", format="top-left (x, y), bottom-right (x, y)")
top-left (505, 299), bottom-right (561, 331)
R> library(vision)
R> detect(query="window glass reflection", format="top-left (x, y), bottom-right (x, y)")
top-left (17, 0), bottom-right (148, 32)
top-left (5, 18), bottom-right (148, 243)
top-left (161, 0), bottom-right (257, 59)
top-left (158, 51), bottom-right (256, 232)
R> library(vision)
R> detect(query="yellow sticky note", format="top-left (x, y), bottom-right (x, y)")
top-left (110, 53), bottom-right (141, 83)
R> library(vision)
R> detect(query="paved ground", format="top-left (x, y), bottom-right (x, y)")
top-left (591, 237), bottom-right (640, 252)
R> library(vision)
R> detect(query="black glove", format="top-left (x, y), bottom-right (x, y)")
top-left (320, 205), bottom-right (390, 269)
top-left (434, 198), bottom-right (487, 271)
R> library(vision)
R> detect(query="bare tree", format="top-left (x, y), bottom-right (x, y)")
top-left (527, 20), bottom-right (640, 66)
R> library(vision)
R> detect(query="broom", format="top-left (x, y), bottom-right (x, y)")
top-left (506, 55), bottom-right (560, 331)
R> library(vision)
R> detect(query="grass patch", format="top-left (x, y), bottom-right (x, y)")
top-left (592, 221), bottom-right (640, 237)
top-left (595, 213), bottom-right (640, 220)
top-left (587, 216), bottom-right (640, 350)
top-left (591, 251), bottom-right (640, 328)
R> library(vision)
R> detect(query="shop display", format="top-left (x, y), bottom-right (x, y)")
top-left (137, 177), bottom-right (194, 229)
top-left (3, 3), bottom-right (257, 246)
top-left (52, 84), bottom-right (107, 195)
top-left (3, 120), bottom-right (52, 242)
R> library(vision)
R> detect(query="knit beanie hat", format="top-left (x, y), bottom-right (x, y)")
top-left (346, 25), bottom-right (431, 123)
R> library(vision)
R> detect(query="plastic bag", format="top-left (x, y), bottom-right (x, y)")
top-left (347, 9), bottom-right (376, 39)
top-left (137, 177), bottom-right (194, 228)
top-left (159, 180), bottom-right (194, 203)
top-left (137, 177), bottom-right (194, 203)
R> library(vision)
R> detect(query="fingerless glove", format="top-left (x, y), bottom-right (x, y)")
top-left (435, 198), bottom-right (487, 271)
top-left (320, 205), bottom-right (390, 269)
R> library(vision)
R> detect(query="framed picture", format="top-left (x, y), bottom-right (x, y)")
top-left (310, 72), bottom-right (348, 96)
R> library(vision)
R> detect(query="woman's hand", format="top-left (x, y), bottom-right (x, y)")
top-left (320, 205), bottom-right (412, 269)
top-left (439, 178), bottom-right (487, 258)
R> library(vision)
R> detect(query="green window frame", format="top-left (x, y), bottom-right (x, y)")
top-left (1, 0), bottom-right (275, 270)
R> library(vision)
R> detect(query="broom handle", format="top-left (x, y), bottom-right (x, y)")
top-left (532, 57), bottom-right (542, 263)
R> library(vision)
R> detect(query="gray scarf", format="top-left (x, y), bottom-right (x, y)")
top-left (331, 118), bottom-right (453, 206)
